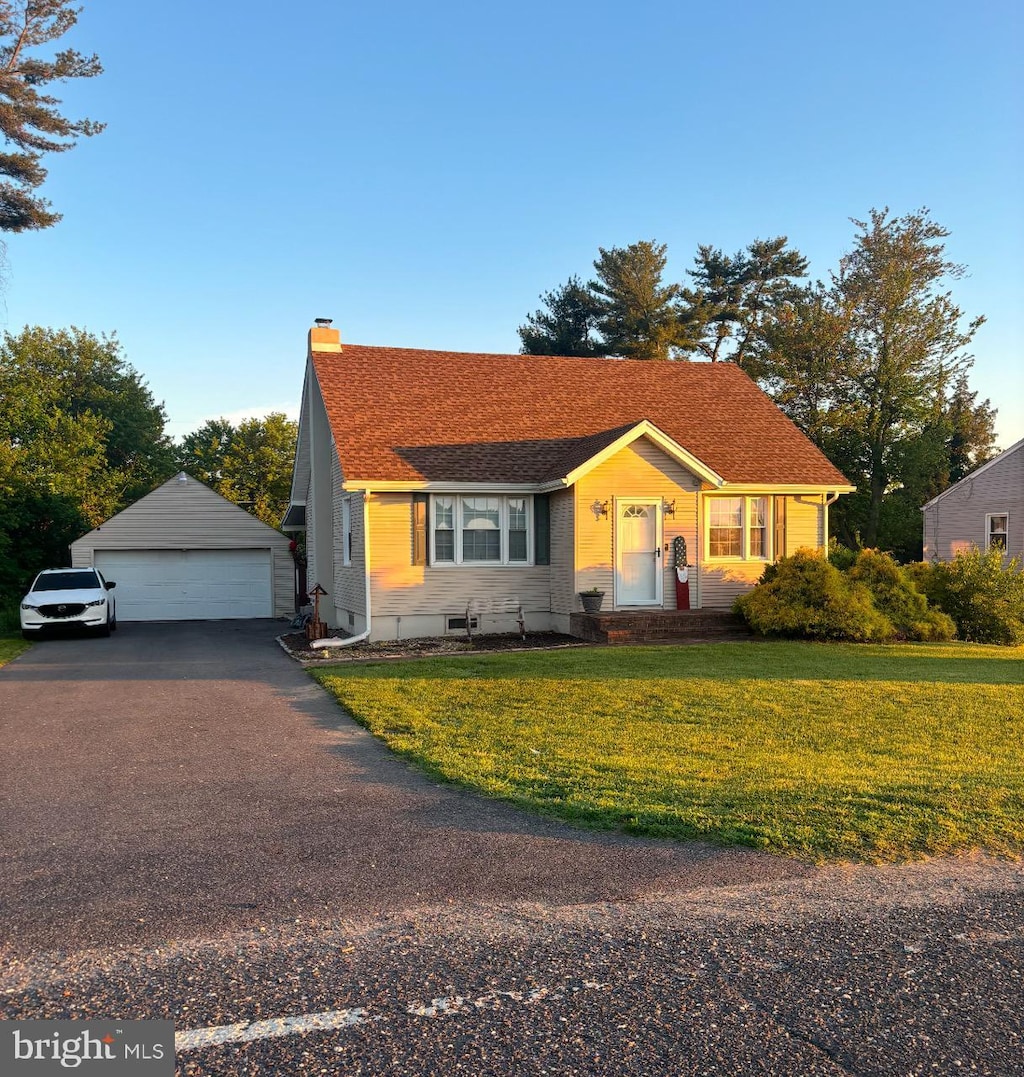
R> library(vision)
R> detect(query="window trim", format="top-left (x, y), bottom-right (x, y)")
top-left (429, 494), bottom-right (534, 566)
top-left (704, 495), bottom-right (772, 562)
top-left (986, 512), bottom-right (1009, 552)
top-left (341, 496), bottom-right (352, 566)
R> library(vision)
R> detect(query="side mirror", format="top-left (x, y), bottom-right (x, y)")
top-left (105, 581), bottom-right (116, 590)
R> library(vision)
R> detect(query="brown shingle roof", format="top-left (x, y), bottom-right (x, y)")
top-left (312, 345), bottom-right (851, 487)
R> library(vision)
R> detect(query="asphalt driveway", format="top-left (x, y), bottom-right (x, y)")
top-left (0, 621), bottom-right (808, 956)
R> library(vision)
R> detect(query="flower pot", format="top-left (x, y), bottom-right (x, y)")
top-left (579, 591), bottom-right (605, 614)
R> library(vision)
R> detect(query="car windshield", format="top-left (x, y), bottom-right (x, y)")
top-left (32, 571), bottom-right (101, 592)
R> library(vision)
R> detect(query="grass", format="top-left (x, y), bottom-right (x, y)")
top-left (313, 641), bottom-right (1024, 863)
top-left (0, 637), bottom-right (28, 666)
top-left (0, 602), bottom-right (29, 666)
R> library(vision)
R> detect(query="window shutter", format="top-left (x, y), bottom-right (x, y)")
top-left (773, 496), bottom-right (787, 559)
top-left (412, 494), bottom-right (429, 566)
top-left (534, 493), bottom-right (550, 565)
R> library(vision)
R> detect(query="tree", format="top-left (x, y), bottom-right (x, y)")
top-left (0, 0), bottom-right (104, 232)
top-left (175, 413), bottom-right (297, 529)
top-left (678, 236), bottom-right (808, 373)
top-left (943, 373), bottom-right (997, 484)
top-left (589, 240), bottom-right (683, 360)
top-left (0, 326), bottom-right (172, 601)
top-left (760, 209), bottom-right (988, 552)
top-left (219, 413), bottom-right (297, 528)
top-left (177, 418), bottom-right (236, 487)
top-left (518, 275), bottom-right (605, 356)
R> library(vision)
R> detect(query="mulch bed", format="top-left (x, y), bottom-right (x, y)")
top-left (278, 630), bottom-right (587, 664)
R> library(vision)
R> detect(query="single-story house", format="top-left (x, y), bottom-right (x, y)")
top-left (922, 437), bottom-right (1024, 562)
top-left (71, 473), bottom-right (295, 620)
top-left (286, 322), bottom-right (853, 642)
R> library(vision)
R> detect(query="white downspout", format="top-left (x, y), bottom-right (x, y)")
top-left (312, 492), bottom-right (373, 649)
top-left (824, 491), bottom-right (840, 545)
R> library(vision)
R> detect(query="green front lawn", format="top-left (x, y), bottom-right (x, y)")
top-left (313, 642), bottom-right (1024, 863)
top-left (0, 637), bottom-right (29, 667)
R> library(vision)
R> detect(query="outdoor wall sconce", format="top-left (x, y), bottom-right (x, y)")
top-left (662, 498), bottom-right (676, 517)
top-left (591, 499), bottom-right (609, 520)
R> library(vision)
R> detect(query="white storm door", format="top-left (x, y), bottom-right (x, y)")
top-left (616, 500), bottom-right (662, 607)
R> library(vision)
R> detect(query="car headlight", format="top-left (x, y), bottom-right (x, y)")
top-left (84, 599), bottom-right (106, 608)
top-left (20, 603), bottom-right (38, 611)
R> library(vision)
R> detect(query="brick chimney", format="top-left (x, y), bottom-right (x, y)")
top-left (308, 317), bottom-right (341, 354)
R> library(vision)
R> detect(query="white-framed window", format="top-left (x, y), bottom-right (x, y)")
top-left (431, 495), bottom-right (532, 565)
top-left (987, 513), bottom-right (1008, 551)
top-left (706, 496), bottom-right (770, 560)
top-left (342, 497), bottom-right (352, 565)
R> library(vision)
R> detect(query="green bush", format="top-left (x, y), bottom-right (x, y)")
top-left (826, 538), bottom-right (859, 571)
top-left (736, 549), bottom-right (896, 641)
top-left (911, 549), bottom-right (1024, 645)
top-left (847, 549), bottom-right (955, 641)
top-left (0, 600), bottom-right (21, 637)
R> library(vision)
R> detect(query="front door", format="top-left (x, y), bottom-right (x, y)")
top-left (615, 500), bottom-right (662, 607)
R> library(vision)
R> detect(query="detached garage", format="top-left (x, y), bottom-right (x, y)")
top-left (71, 473), bottom-right (294, 621)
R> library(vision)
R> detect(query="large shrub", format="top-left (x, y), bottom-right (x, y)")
top-left (826, 538), bottom-right (858, 572)
top-left (736, 549), bottom-right (895, 641)
top-left (910, 549), bottom-right (1024, 645)
top-left (847, 549), bottom-right (955, 641)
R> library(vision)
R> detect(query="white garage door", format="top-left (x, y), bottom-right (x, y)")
top-left (94, 549), bottom-right (272, 621)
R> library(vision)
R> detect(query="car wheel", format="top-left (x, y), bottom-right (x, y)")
top-left (110, 615), bottom-right (118, 632)
top-left (96, 618), bottom-right (111, 638)
top-left (21, 629), bottom-right (38, 641)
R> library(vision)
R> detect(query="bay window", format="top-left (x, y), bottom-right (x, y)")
top-left (706, 496), bottom-right (770, 560)
top-left (431, 495), bottom-right (532, 565)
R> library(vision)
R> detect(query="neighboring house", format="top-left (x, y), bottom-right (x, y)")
top-left (72, 473), bottom-right (295, 621)
top-left (922, 437), bottom-right (1024, 563)
top-left (285, 322), bottom-right (854, 642)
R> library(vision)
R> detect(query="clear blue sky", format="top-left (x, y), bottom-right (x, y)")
top-left (3, 0), bottom-right (1022, 446)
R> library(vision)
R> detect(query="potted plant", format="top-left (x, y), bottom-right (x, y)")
top-left (578, 587), bottom-right (605, 614)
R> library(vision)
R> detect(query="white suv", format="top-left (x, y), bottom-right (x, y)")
top-left (20, 568), bottom-right (118, 640)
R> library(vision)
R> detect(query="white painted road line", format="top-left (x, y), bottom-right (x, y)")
top-left (175, 1009), bottom-right (369, 1051)
top-left (175, 980), bottom-right (610, 1052)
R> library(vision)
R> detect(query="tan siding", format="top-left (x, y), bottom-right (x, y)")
top-left (272, 547), bottom-right (293, 617)
top-left (368, 494), bottom-right (551, 621)
top-left (574, 437), bottom-right (699, 611)
top-left (699, 562), bottom-right (765, 608)
top-left (70, 475), bottom-right (294, 617)
top-left (549, 490), bottom-right (575, 616)
top-left (330, 489), bottom-right (365, 624)
top-left (698, 493), bottom-right (824, 610)
top-left (923, 446), bottom-right (1024, 561)
top-left (306, 372), bottom-right (336, 595)
top-left (786, 495), bottom-right (824, 554)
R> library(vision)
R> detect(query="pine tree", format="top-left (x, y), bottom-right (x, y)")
top-left (518, 276), bottom-right (605, 356)
top-left (589, 240), bottom-right (683, 360)
top-left (0, 0), bottom-right (104, 232)
top-left (679, 236), bottom-right (808, 372)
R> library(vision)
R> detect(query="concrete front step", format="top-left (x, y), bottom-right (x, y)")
top-left (569, 609), bottom-right (752, 644)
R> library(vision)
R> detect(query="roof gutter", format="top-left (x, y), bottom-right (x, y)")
top-left (311, 493), bottom-right (373, 650)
